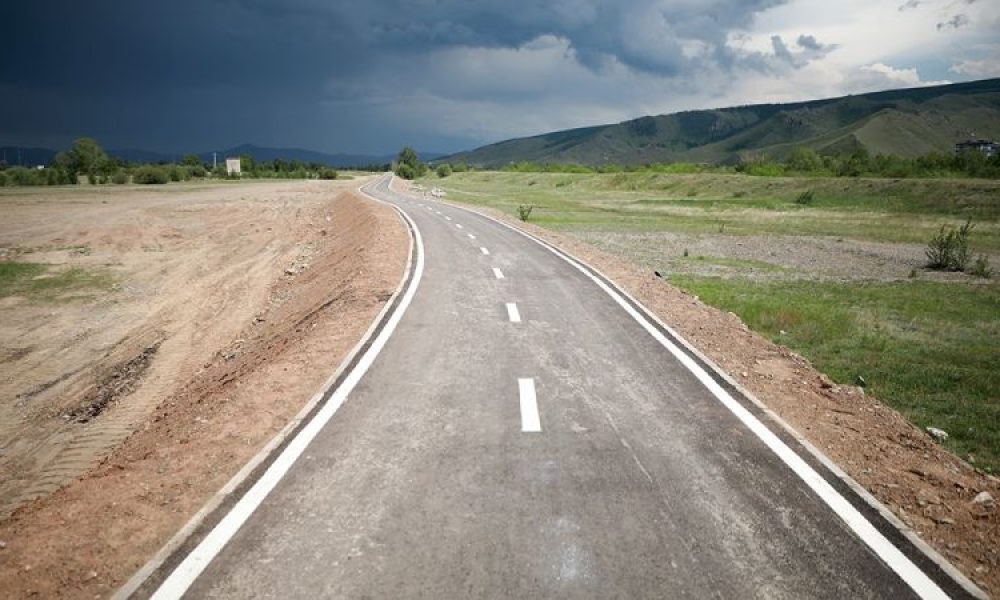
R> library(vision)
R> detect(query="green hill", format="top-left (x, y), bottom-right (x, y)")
top-left (446, 78), bottom-right (1000, 167)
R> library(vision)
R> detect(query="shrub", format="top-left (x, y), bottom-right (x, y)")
top-left (925, 220), bottom-right (973, 271)
top-left (795, 190), bottom-right (815, 205)
top-left (111, 171), bottom-right (129, 184)
top-left (396, 163), bottom-right (417, 180)
top-left (318, 168), bottom-right (338, 180)
top-left (970, 255), bottom-right (992, 279)
top-left (436, 163), bottom-right (452, 178)
top-left (133, 165), bottom-right (169, 184)
top-left (517, 204), bottom-right (533, 221)
top-left (167, 165), bottom-right (185, 182)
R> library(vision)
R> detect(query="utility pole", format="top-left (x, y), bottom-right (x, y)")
top-left (213, 152), bottom-right (217, 170)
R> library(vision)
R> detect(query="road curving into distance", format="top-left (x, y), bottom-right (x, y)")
top-left (134, 174), bottom-right (978, 599)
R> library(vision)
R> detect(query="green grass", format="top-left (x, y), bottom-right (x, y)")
top-left (668, 276), bottom-right (1000, 472)
top-left (423, 172), bottom-right (1000, 250)
top-left (0, 261), bottom-right (114, 301)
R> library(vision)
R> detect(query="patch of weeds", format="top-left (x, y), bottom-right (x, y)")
top-left (970, 254), bottom-right (993, 279)
top-left (0, 261), bottom-right (114, 301)
top-left (795, 190), bottom-right (815, 205)
top-left (517, 204), bottom-right (534, 221)
top-left (0, 262), bottom-right (47, 297)
top-left (926, 220), bottom-right (972, 271)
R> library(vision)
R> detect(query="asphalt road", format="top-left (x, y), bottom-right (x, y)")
top-left (146, 175), bottom-right (968, 599)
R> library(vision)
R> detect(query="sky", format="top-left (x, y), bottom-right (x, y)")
top-left (1, 0), bottom-right (998, 156)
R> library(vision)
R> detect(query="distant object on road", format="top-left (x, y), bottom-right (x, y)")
top-left (954, 139), bottom-right (998, 158)
top-left (226, 157), bottom-right (241, 175)
top-left (430, 187), bottom-right (446, 198)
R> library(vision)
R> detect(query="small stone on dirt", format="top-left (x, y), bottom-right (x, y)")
top-left (818, 374), bottom-right (834, 389)
top-left (971, 491), bottom-right (995, 511)
top-left (926, 427), bottom-right (949, 443)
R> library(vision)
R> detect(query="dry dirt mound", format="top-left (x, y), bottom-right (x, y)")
top-left (0, 185), bottom-right (408, 598)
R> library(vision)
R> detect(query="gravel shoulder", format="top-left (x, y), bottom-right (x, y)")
top-left (0, 180), bottom-right (408, 598)
top-left (398, 179), bottom-right (1000, 596)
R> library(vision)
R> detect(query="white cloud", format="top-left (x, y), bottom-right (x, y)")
top-left (845, 62), bottom-right (950, 93)
top-left (950, 46), bottom-right (1000, 77)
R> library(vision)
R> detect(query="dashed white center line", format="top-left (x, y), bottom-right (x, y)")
top-left (492, 267), bottom-right (504, 279)
top-left (456, 223), bottom-right (463, 229)
top-left (445, 216), bottom-right (452, 221)
top-left (505, 302), bottom-right (521, 323)
top-left (467, 233), bottom-right (476, 240)
top-left (480, 247), bottom-right (490, 255)
top-left (518, 378), bottom-right (541, 432)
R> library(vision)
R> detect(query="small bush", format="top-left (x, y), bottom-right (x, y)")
top-left (517, 205), bottom-right (533, 221)
top-left (436, 163), bottom-right (452, 178)
top-left (970, 255), bottom-right (993, 279)
top-left (133, 166), bottom-right (169, 184)
top-left (925, 220), bottom-right (973, 271)
top-left (795, 190), bottom-right (815, 205)
top-left (111, 171), bottom-right (129, 184)
top-left (87, 172), bottom-right (98, 185)
top-left (318, 168), bottom-right (338, 180)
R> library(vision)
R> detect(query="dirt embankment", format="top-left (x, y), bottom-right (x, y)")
top-left (0, 182), bottom-right (408, 598)
top-left (396, 179), bottom-right (1000, 596)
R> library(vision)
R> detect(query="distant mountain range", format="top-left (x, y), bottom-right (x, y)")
top-left (0, 144), bottom-right (445, 168)
top-left (444, 78), bottom-right (1000, 167)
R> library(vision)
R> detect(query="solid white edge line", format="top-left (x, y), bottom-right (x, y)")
top-left (480, 247), bottom-right (490, 255)
top-left (518, 378), bottom-right (541, 432)
top-left (149, 175), bottom-right (425, 599)
top-left (442, 203), bottom-right (952, 600)
top-left (492, 267), bottom-right (504, 279)
top-left (505, 302), bottom-right (521, 323)
top-left (112, 176), bottom-right (411, 600)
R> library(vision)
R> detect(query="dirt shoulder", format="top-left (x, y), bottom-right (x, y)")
top-left (0, 181), bottom-right (408, 598)
top-left (396, 179), bottom-right (1000, 596)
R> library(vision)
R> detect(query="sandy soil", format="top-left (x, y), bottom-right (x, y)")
top-left (0, 180), bottom-right (408, 598)
top-left (398, 180), bottom-right (1000, 596)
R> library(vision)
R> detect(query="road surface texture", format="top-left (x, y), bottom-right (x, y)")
top-left (139, 175), bottom-right (973, 599)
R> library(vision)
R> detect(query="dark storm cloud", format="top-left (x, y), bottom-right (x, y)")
top-left (1, 0), bottom-right (799, 154)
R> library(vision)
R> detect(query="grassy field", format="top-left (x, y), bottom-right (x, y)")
top-left (428, 171), bottom-right (1000, 249)
top-left (420, 170), bottom-right (1000, 471)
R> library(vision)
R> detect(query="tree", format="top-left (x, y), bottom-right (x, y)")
top-left (64, 138), bottom-right (109, 178)
top-left (394, 146), bottom-right (427, 179)
top-left (182, 154), bottom-right (203, 167)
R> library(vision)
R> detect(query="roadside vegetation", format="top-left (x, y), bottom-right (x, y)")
top-left (0, 261), bottom-right (113, 301)
top-left (0, 138), bottom-right (348, 187)
top-left (419, 169), bottom-right (1000, 472)
top-left (432, 145), bottom-right (1000, 180)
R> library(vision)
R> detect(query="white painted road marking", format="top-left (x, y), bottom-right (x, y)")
top-left (456, 223), bottom-right (463, 229)
top-left (149, 178), bottom-right (426, 599)
top-left (467, 233), bottom-right (476, 240)
top-left (480, 247), bottom-right (490, 256)
top-left (492, 268), bottom-right (504, 279)
top-left (476, 212), bottom-right (952, 600)
top-left (445, 216), bottom-right (452, 221)
top-left (505, 302), bottom-right (521, 323)
top-left (518, 378), bottom-right (541, 433)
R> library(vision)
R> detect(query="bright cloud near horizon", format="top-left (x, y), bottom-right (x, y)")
top-left (1, 0), bottom-right (997, 155)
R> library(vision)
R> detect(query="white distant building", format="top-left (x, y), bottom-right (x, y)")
top-left (226, 157), bottom-right (241, 175)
